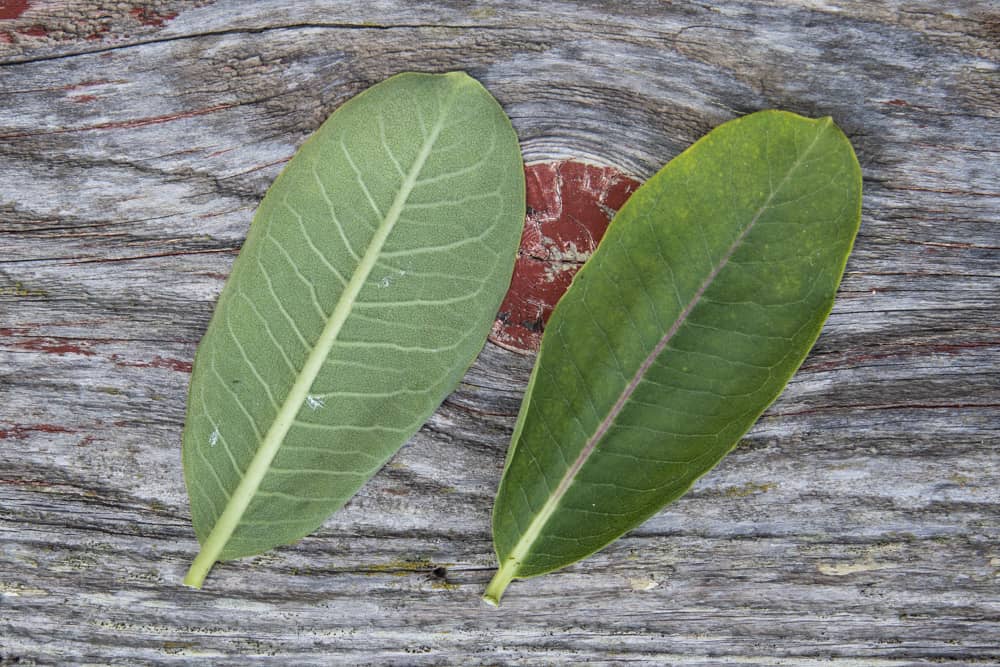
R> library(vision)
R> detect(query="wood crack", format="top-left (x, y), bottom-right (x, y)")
top-left (0, 22), bottom-right (526, 68)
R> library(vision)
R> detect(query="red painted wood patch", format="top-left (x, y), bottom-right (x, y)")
top-left (489, 160), bottom-right (640, 353)
top-left (0, 1), bottom-right (30, 21)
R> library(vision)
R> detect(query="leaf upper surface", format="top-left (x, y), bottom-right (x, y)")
top-left (488, 110), bottom-right (861, 602)
top-left (181, 72), bottom-right (524, 585)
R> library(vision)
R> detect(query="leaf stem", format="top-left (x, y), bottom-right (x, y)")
top-left (184, 544), bottom-right (218, 589)
top-left (482, 559), bottom-right (517, 606)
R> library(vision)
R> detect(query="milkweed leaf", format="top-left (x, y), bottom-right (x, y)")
top-left (485, 110), bottom-right (861, 604)
top-left (182, 72), bottom-right (524, 588)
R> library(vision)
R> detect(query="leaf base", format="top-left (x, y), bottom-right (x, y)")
top-left (483, 559), bottom-right (517, 606)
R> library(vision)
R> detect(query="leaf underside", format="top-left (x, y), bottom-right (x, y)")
top-left (181, 72), bottom-right (524, 583)
top-left (488, 110), bottom-right (861, 601)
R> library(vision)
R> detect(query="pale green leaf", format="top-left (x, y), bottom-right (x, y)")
top-left (485, 110), bottom-right (861, 604)
top-left (182, 72), bottom-right (524, 588)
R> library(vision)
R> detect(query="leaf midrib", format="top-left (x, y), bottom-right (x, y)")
top-left (498, 120), bottom-right (832, 579)
top-left (184, 92), bottom-right (453, 586)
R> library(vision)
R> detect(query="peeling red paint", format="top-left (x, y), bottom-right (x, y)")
top-left (0, 30), bottom-right (13, 42)
top-left (129, 7), bottom-right (177, 27)
top-left (0, 423), bottom-right (74, 440)
top-left (149, 356), bottom-right (193, 373)
top-left (0, 0), bottom-right (30, 21)
top-left (11, 337), bottom-right (96, 356)
top-left (65, 79), bottom-right (119, 91)
top-left (16, 23), bottom-right (45, 36)
top-left (115, 355), bottom-right (192, 373)
top-left (99, 103), bottom-right (238, 131)
top-left (489, 160), bottom-right (640, 353)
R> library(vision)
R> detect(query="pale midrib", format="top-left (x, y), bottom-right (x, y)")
top-left (491, 122), bottom-right (831, 594)
top-left (185, 100), bottom-right (450, 588)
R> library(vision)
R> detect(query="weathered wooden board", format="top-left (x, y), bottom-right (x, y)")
top-left (1, 1), bottom-right (998, 664)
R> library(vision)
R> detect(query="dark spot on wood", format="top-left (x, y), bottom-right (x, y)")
top-left (0, 0), bottom-right (29, 20)
top-left (520, 317), bottom-right (543, 332)
top-left (885, 99), bottom-right (909, 106)
top-left (489, 160), bottom-right (640, 353)
top-left (71, 94), bottom-right (97, 103)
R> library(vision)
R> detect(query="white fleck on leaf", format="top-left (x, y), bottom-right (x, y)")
top-left (305, 395), bottom-right (325, 411)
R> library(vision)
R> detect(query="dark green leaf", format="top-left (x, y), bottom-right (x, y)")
top-left (486, 110), bottom-right (861, 604)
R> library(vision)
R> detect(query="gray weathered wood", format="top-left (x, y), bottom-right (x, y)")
top-left (1, 1), bottom-right (997, 664)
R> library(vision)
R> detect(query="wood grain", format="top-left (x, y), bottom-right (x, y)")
top-left (1, 1), bottom-right (997, 664)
